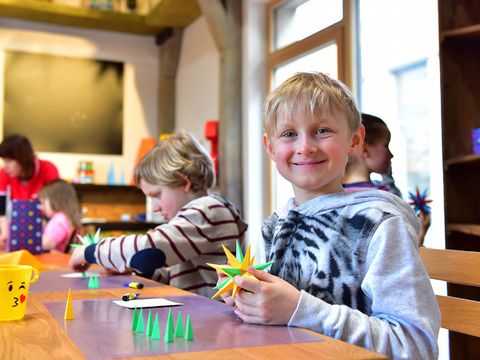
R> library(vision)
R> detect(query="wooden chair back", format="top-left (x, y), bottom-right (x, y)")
top-left (419, 247), bottom-right (480, 337)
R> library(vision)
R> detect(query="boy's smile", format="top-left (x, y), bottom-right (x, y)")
top-left (264, 108), bottom-right (363, 205)
top-left (292, 160), bottom-right (326, 167)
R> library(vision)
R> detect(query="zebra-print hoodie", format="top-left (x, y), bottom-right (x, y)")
top-left (262, 190), bottom-right (440, 360)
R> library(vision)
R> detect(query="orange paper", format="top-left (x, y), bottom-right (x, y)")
top-left (0, 250), bottom-right (50, 270)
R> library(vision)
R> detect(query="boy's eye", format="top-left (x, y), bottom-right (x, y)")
top-left (281, 131), bottom-right (296, 138)
top-left (315, 128), bottom-right (329, 135)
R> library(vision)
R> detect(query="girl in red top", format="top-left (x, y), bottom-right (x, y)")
top-left (0, 134), bottom-right (59, 247)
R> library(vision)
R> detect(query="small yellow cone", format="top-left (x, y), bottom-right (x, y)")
top-left (64, 288), bottom-right (74, 320)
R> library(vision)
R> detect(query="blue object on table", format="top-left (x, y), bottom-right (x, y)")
top-left (472, 128), bottom-right (480, 154)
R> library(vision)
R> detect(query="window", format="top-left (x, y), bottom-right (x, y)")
top-left (357, 0), bottom-right (443, 249)
top-left (273, 0), bottom-right (343, 50)
top-left (392, 60), bottom-right (430, 192)
top-left (357, 1), bottom-right (447, 356)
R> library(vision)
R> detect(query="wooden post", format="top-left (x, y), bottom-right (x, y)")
top-left (198, 0), bottom-right (243, 210)
top-left (157, 28), bottom-right (183, 136)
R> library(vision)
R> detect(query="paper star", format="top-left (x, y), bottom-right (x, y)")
top-left (207, 241), bottom-right (274, 299)
top-left (409, 187), bottom-right (432, 215)
top-left (71, 228), bottom-right (101, 248)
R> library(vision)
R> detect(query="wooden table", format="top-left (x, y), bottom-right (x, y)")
top-left (0, 253), bottom-right (386, 359)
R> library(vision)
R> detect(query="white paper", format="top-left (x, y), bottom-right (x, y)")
top-left (112, 298), bottom-right (183, 309)
top-left (61, 272), bottom-right (102, 278)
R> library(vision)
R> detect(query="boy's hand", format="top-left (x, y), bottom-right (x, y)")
top-left (68, 246), bottom-right (91, 272)
top-left (233, 267), bottom-right (300, 325)
top-left (216, 269), bottom-right (235, 306)
top-left (418, 212), bottom-right (431, 247)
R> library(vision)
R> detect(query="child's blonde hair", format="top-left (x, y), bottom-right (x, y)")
top-left (38, 179), bottom-right (82, 229)
top-left (264, 72), bottom-right (361, 136)
top-left (134, 131), bottom-right (215, 192)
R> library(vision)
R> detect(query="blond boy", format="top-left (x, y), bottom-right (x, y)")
top-left (70, 131), bottom-right (247, 297)
top-left (221, 72), bottom-right (439, 359)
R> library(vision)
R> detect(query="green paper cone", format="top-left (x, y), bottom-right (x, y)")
top-left (214, 277), bottom-right (231, 290)
top-left (88, 275), bottom-right (98, 289)
top-left (175, 312), bottom-right (184, 337)
top-left (184, 314), bottom-right (194, 341)
top-left (164, 309), bottom-right (174, 343)
top-left (131, 307), bottom-right (139, 331)
top-left (254, 260), bottom-right (275, 271)
top-left (222, 267), bottom-right (242, 277)
top-left (135, 308), bottom-right (145, 333)
top-left (146, 310), bottom-right (153, 336)
top-left (151, 314), bottom-right (161, 340)
top-left (235, 240), bottom-right (244, 262)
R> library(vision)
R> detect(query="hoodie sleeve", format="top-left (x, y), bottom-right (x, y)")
top-left (90, 196), bottom-right (246, 274)
top-left (288, 214), bottom-right (440, 360)
top-left (261, 212), bottom-right (279, 256)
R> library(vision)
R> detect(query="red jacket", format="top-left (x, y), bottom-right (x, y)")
top-left (0, 159), bottom-right (59, 200)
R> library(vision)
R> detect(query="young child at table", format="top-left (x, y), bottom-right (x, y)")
top-left (343, 113), bottom-right (396, 193)
top-left (343, 113), bottom-right (430, 246)
top-left (219, 72), bottom-right (439, 359)
top-left (69, 131), bottom-right (247, 297)
top-left (38, 179), bottom-right (82, 252)
top-left (0, 134), bottom-right (60, 248)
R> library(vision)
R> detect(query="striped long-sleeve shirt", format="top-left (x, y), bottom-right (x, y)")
top-left (85, 194), bottom-right (247, 297)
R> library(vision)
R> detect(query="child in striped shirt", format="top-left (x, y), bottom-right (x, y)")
top-left (69, 131), bottom-right (247, 297)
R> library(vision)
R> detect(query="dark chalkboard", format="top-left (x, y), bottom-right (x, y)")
top-left (3, 50), bottom-right (124, 155)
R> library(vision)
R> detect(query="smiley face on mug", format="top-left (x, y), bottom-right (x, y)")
top-left (6, 280), bottom-right (27, 307)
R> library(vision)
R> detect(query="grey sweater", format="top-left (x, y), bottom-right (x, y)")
top-left (262, 190), bottom-right (440, 359)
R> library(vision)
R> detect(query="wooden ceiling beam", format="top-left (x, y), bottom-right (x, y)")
top-left (146, 0), bottom-right (200, 28)
top-left (0, 0), bottom-right (201, 35)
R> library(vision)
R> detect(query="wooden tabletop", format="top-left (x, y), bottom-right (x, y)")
top-left (0, 253), bottom-right (386, 360)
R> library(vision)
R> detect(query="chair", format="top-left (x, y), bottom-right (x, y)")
top-left (419, 247), bottom-right (480, 338)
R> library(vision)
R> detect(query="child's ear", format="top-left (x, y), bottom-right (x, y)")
top-left (348, 124), bottom-right (365, 156)
top-left (363, 143), bottom-right (372, 158)
top-left (182, 177), bottom-right (192, 192)
top-left (263, 133), bottom-right (275, 159)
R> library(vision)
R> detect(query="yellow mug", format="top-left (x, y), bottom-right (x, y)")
top-left (0, 264), bottom-right (39, 321)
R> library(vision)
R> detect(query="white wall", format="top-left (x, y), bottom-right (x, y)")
top-left (176, 16), bottom-right (220, 151)
top-left (0, 18), bottom-right (159, 184)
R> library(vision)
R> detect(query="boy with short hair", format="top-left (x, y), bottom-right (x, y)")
top-left (343, 113), bottom-right (396, 192)
top-left (222, 72), bottom-right (439, 359)
top-left (343, 113), bottom-right (430, 246)
top-left (69, 131), bottom-right (247, 297)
